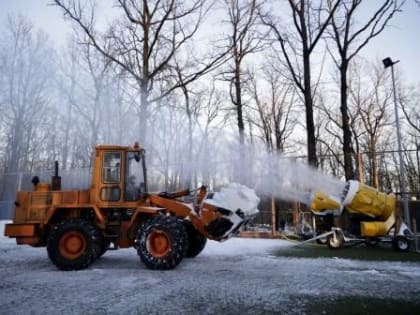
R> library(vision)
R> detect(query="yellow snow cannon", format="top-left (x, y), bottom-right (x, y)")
top-left (309, 180), bottom-right (412, 251)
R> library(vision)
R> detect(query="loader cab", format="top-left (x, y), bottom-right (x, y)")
top-left (92, 142), bottom-right (147, 204)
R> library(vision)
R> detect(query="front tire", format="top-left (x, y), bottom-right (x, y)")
top-left (47, 219), bottom-right (97, 271)
top-left (137, 216), bottom-right (188, 270)
top-left (184, 220), bottom-right (207, 258)
top-left (92, 229), bottom-right (107, 259)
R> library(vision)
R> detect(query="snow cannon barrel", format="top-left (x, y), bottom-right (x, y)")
top-left (203, 183), bottom-right (259, 241)
top-left (348, 181), bottom-right (398, 237)
top-left (343, 180), bottom-right (396, 220)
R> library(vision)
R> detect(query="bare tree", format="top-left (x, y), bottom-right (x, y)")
top-left (400, 83), bottom-right (420, 135)
top-left (327, 0), bottom-right (405, 180)
top-left (314, 92), bottom-right (344, 177)
top-left (260, 0), bottom-right (340, 167)
top-left (54, 40), bottom-right (80, 170)
top-left (348, 62), bottom-right (393, 188)
top-left (0, 15), bottom-right (53, 172)
top-left (54, 0), bottom-right (224, 145)
top-left (400, 82), bottom-right (420, 195)
top-left (248, 66), bottom-right (297, 152)
top-left (171, 55), bottom-right (208, 186)
top-left (317, 60), bottom-right (396, 185)
top-left (57, 38), bottom-right (113, 166)
top-left (220, 0), bottom-right (265, 145)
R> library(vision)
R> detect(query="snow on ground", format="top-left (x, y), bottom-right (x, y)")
top-left (1, 220), bottom-right (420, 315)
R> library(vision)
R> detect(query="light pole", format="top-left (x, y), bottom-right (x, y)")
top-left (382, 57), bottom-right (410, 224)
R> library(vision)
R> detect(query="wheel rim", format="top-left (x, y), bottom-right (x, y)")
top-left (146, 229), bottom-right (171, 258)
top-left (59, 231), bottom-right (87, 260)
top-left (398, 239), bottom-right (408, 250)
top-left (329, 234), bottom-right (341, 248)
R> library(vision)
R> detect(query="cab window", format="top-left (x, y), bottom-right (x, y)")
top-left (124, 151), bottom-right (144, 201)
top-left (103, 152), bottom-right (121, 183)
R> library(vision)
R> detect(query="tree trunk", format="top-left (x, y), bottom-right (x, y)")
top-left (234, 61), bottom-right (245, 145)
top-left (140, 14), bottom-right (150, 145)
top-left (303, 50), bottom-right (317, 167)
top-left (183, 87), bottom-right (193, 187)
top-left (139, 82), bottom-right (149, 144)
top-left (340, 63), bottom-right (354, 180)
top-left (356, 152), bottom-right (364, 184)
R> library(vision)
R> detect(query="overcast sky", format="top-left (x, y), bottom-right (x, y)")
top-left (1, 0), bottom-right (419, 84)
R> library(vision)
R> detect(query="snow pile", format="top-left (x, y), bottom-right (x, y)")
top-left (205, 182), bottom-right (260, 216)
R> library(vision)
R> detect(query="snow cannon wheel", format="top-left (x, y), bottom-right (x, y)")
top-left (327, 231), bottom-right (344, 249)
top-left (392, 236), bottom-right (410, 252)
top-left (47, 219), bottom-right (96, 271)
top-left (137, 216), bottom-right (188, 270)
top-left (183, 220), bottom-right (207, 258)
top-left (316, 237), bottom-right (327, 245)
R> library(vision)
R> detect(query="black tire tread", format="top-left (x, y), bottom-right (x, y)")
top-left (92, 228), bottom-right (106, 259)
top-left (137, 215), bottom-right (188, 270)
top-left (184, 220), bottom-right (207, 258)
top-left (47, 219), bottom-right (97, 271)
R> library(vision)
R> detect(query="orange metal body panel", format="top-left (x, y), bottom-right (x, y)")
top-left (16, 237), bottom-right (41, 246)
top-left (13, 192), bottom-right (30, 223)
top-left (149, 195), bottom-right (193, 218)
top-left (4, 224), bottom-right (36, 237)
top-left (118, 221), bottom-right (132, 248)
top-left (192, 204), bottom-right (223, 239)
top-left (4, 223), bottom-right (43, 246)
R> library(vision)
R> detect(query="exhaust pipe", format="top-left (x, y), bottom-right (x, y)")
top-left (51, 160), bottom-right (61, 191)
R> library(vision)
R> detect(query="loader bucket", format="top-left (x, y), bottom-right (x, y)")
top-left (203, 183), bottom-right (259, 241)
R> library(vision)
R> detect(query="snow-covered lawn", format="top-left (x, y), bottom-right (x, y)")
top-left (1, 221), bottom-right (419, 315)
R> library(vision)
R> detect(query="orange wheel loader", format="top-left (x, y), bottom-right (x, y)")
top-left (4, 142), bottom-right (258, 270)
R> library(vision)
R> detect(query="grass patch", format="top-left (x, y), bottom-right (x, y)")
top-left (274, 242), bottom-right (420, 262)
top-left (305, 296), bottom-right (420, 315)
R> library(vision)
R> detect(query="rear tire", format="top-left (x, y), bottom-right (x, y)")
top-left (327, 231), bottom-right (344, 249)
top-left (137, 216), bottom-right (188, 270)
top-left (184, 220), bottom-right (207, 258)
top-left (392, 236), bottom-right (410, 252)
top-left (47, 219), bottom-right (96, 270)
